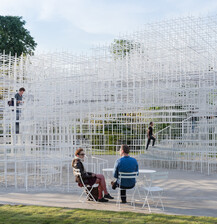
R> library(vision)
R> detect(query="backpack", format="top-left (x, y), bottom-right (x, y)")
top-left (8, 98), bottom-right (14, 106)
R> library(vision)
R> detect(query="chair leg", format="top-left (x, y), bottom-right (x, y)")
top-left (142, 190), bottom-right (151, 212)
top-left (79, 188), bottom-right (88, 202)
top-left (116, 189), bottom-right (128, 209)
top-left (116, 188), bottom-right (121, 209)
top-left (87, 186), bottom-right (97, 202)
top-left (79, 191), bottom-right (85, 202)
top-left (154, 191), bottom-right (164, 210)
top-left (130, 188), bottom-right (136, 209)
top-left (79, 186), bottom-right (97, 203)
top-left (150, 191), bottom-right (155, 202)
top-left (159, 192), bottom-right (164, 210)
top-left (130, 187), bottom-right (140, 209)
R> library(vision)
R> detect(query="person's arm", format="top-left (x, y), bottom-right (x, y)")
top-left (83, 171), bottom-right (93, 178)
top-left (75, 160), bottom-right (92, 178)
top-left (147, 128), bottom-right (150, 138)
top-left (113, 160), bottom-right (119, 178)
top-left (14, 93), bottom-right (19, 104)
top-left (14, 93), bottom-right (22, 104)
top-left (87, 172), bottom-right (95, 177)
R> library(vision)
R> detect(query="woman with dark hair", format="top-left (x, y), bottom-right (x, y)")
top-left (72, 148), bottom-right (113, 202)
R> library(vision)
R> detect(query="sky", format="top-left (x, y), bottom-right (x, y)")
top-left (1, 0), bottom-right (217, 54)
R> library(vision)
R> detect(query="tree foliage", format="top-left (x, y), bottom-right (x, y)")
top-left (110, 39), bottom-right (141, 58)
top-left (0, 16), bottom-right (37, 56)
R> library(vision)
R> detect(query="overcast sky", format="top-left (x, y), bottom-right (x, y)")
top-left (1, 0), bottom-right (217, 54)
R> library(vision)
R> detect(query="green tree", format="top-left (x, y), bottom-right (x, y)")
top-left (0, 16), bottom-right (37, 56)
top-left (110, 39), bottom-right (140, 58)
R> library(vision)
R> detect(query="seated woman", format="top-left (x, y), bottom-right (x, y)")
top-left (72, 148), bottom-right (113, 202)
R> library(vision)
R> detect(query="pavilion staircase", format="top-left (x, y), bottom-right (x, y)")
top-left (142, 116), bottom-right (217, 174)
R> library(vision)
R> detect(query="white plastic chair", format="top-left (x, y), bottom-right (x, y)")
top-left (142, 171), bottom-right (168, 212)
top-left (73, 168), bottom-right (98, 202)
top-left (116, 172), bottom-right (139, 209)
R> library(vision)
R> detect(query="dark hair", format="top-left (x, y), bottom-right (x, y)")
top-left (121, 144), bottom-right (130, 154)
top-left (19, 87), bottom-right (25, 92)
top-left (149, 121), bottom-right (153, 125)
top-left (75, 148), bottom-right (84, 156)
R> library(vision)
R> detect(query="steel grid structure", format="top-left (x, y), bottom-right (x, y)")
top-left (1, 15), bottom-right (217, 191)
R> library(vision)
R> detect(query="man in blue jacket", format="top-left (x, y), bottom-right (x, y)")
top-left (112, 144), bottom-right (139, 203)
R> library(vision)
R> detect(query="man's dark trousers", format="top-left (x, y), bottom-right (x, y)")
top-left (146, 136), bottom-right (155, 150)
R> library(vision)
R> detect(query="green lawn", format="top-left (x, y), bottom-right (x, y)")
top-left (0, 205), bottom-right (217, 224)
top-left (89, 148), bottom-right (145, 156)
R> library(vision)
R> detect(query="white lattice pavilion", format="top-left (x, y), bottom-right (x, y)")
top-left (1, 15), bottom-right (217, 191)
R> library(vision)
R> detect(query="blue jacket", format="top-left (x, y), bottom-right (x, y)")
top-left (113, 156), bottom-right (139, 187)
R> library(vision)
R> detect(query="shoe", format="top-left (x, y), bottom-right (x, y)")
top-left (98, 198), bottom-right (109, 202)
top-left (121, 197), bottom-right (127, 203)
top-left (121, 200), bottom-right (127, 203)
top-left (104, 194), bottom-right (114, 199)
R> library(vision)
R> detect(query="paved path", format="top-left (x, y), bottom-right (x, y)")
top-left (1, 169), bottom-right (217, 217)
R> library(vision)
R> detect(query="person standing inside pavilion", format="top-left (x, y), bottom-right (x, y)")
top-left (15, 87), bottom-right (25, 134)
top-left (146, 121), bottom-right (156, 150)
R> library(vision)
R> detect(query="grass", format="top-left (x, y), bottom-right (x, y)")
top-left (90, 149), bottom-right (117, 155)
top-left (89, 148), bottom-right (146, 156)
top-left (0, 205), bottom-right (217, 224)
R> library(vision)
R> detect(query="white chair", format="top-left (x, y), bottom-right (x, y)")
top-left (73, 168), bottom-right (98, 203)
top-left (116, 172), bottom-right (139, 209)
top-left (142, 171), bottom-right (168, 212)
